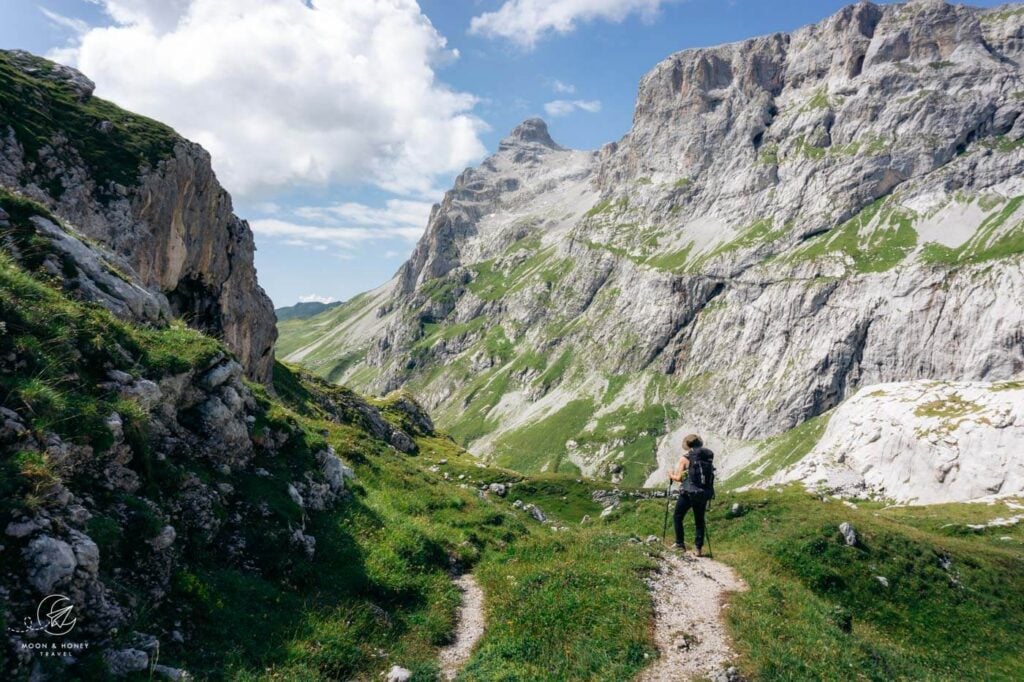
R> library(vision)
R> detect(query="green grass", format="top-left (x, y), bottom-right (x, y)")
top-left (598, 487), bottom-right (1024, 681)
top-left (803, 87), bottom-right (831, 111)
top-left (758, 143), bottom-right (780, 166)
top-left (790, 199), bottom-right (918, 272)
top-left (644, 242), bottom-right (694, 273)
top-left (466, 531), bottom-right (656, 681)
top-left (686, 218), bottom-right (787, 271)
top-left (0, 50), bottom-right (178, 199)
top-left (725, 412), bottom-right (832, 490)
top-left (275, 292), bottom-right (376, 361)
top-left (792, 135), bottom-right (826, 160)
top-left (466, 247), bottom-right (559, 302)
top-left (919, 196), bottom-right (1024, 265)
top-left (0, 239), bottom-right (219, 453)
top-left (493, 399), bottom-right (595, 474)
top-left (573, 403), bottom-right (676, 487)
top-left (584, 196), bottom-right (629, 218)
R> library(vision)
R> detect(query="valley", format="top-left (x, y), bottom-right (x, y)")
top-left (3, 1), bottom-right (1024, 679)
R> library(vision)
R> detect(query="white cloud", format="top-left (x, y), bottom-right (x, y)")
top-left (470, 0), bottom-right (675, 49)
top-left (298, 294), bottom-right (337, 304)
top-left (295, 199), bottom-right (433, 231)
top-left (57, 0), bottom-right (488, 197)
top-left (88, 0), bottom-right (193, 32)
top-left (39, 7), bottom-right (90, 34)
top-left (251, 208), bottom-right (426, 253)
top-left (544, 99), bottom-right (601, 117)
top-left (551, 79), bottom-right (576, 94)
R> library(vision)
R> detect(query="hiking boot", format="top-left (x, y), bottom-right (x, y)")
top-left (694, 546), bottom-right (704, 558)
top-left (671, 543), bottom-right (687, 553)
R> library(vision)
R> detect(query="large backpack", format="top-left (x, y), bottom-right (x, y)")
top-left (688, 449), bottom-right (716, 496)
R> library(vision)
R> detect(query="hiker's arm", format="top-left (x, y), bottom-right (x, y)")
top-left (669, 456), bottom-right (690, 482)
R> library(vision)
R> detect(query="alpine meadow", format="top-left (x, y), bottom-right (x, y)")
top-left (2, 1), bottom-right (1024, 681)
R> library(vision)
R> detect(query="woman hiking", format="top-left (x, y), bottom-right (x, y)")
top-left (669, 434), bottom-right (715, 557)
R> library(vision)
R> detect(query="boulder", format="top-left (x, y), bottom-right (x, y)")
top-left (25, 535), bottom-right (76, 593)
top-left (104, 648), bottom-right (149, 676)
top-left (838, 522), bottom-right (858, 547)
top-left (69, 530), bottom-right (100, 575)
top-left (386, 665), bottom-right (412, 682)
top-left (148, 525), bottom-right (177, 551)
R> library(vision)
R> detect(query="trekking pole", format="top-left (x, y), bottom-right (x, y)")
top-left (704, 520), bottom-right (713, 559)
top-left (661, 481), bottom-right (673, 544)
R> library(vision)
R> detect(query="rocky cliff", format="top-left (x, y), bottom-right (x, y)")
top-left (0, 190), bottom-right (442, 678)
top-left (280, 0), bottom-right (1024, 500)
top-left (0, 49), bottom-right (276, 383)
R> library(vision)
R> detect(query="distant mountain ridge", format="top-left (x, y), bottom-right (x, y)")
top-left (276, 300), bottom-right (343, 322)
top-left (280, 0), bottom-right (1024, 502)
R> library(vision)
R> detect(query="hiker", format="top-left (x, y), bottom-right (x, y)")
top-left (669, 434), bottom-right (715, 556)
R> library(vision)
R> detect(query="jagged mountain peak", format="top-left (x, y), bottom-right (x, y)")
top-left (499, 117), bottom-right (563, 151)
top-left (282, 0), bottom-right (1024, 502)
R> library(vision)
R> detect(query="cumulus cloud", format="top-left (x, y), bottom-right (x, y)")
top-left (551, 79), bottom-right (576, 94)
top-left (543, 99), bottom-right (601, 117)
top-left (56, 0), bottom-right (487, 197)
top-left (298, 294), bottom-right (337, 304)
top-left (470, 0), bottom-right (675, 49)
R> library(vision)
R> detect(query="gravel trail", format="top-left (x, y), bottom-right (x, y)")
top-left (439, 574), bottom-right (485, 680)
top-left (637, 552), bottom-right (747, 681)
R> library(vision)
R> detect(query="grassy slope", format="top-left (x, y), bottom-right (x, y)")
top-left (0, 204), bottom-right (660, 680)
top-left (5, 213), bottom-right (1024, 679)
top-left (595, 487), bottom-right (1024, 682)
top-left (0, 50), bottom-right (178, 198)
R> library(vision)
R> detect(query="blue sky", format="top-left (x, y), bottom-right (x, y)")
top-left (2, 0), bottom-right (1005, 307)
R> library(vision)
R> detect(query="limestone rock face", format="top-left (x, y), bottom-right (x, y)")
top-left (0, 49), bottom-right (276, 383)
top-left (280, 1), bottom-right (1024, 496)
top-left (766, 380), bottom-right (1024, 504)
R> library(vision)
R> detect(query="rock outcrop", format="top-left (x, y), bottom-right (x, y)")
top-left (0, 49), bottom-right (276, 383)
top-left (0, 194), bottom-right (435, 678)
top-left (765, 380), bottom-right (1024, 503)
top-left (280, 1), bottom-right (1024, 495)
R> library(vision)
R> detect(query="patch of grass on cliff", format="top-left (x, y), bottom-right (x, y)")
top-left (465, 530), bottom-right (656, 681)
top-left (0, 246), bottom-right (217, 456)
top-left (573, 403), bottom-right (675, 487)
top-left (913, 393), bottom-right (982, 419)
top-left (919, 195), bottom-right (1024, 265)
top-left (536, 348), bottom-right (574, 392)
top-left (466, 246), bottom-right (559, 302)
top-left (645, 242), bottom-right (694, 272)
top-left (691, 218), bottom-right (787, 270)
top-left (0, 50), bottom-right (178, 197)
top-left (725, 412), bottom-right (832, 490)
top-left (493, 399), bottom-right (595, 475)
top-left (445, 368), bottom-right (511, 445)
top-left (584, 196), bottom-right (629, 218)
top-left (790, 199), bottom-right (918, 273)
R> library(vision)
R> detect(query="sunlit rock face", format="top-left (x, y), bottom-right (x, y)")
top-left (280, 2), bottom-right (1024, 494)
